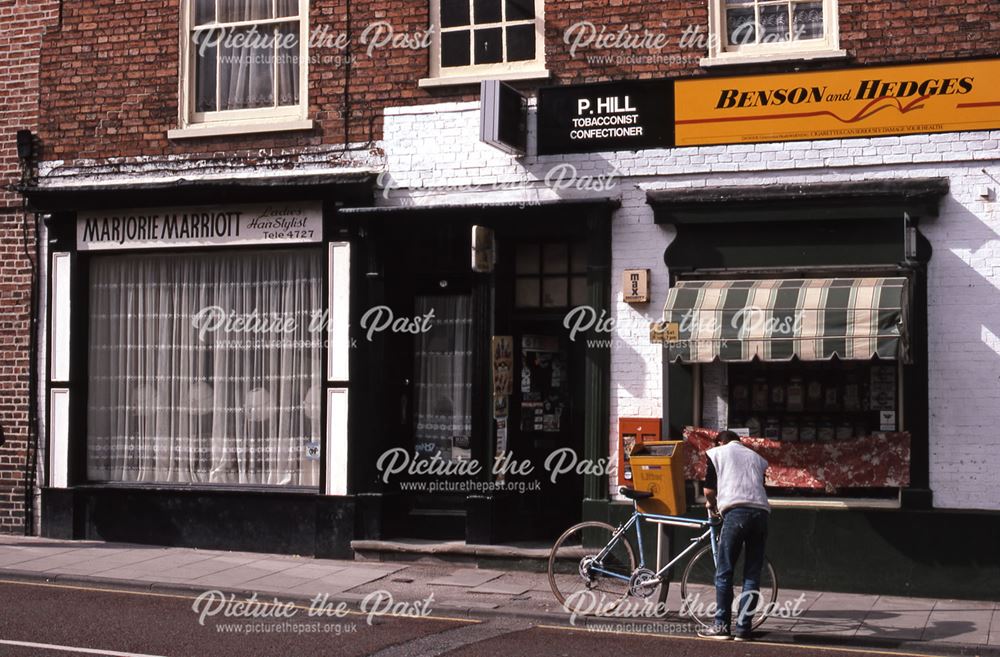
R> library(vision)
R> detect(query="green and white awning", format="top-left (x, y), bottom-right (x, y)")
top-left (655, 278), bottom-right (909, 363)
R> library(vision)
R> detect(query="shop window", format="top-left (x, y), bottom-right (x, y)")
top-left (86, 248), bottom-right (323, 487)
top-left (515, 242), bottom-right (587, 309)
top-left (426, 0), bottom-right (545, 83)
top-left (721, 360), bottom-right (897, 441)
top-left (177, 0), bottom-right (309, 132)
top-left (705, 0), bottom-right (841, 64)
top-left (697, 358), bottom-right (906, 497)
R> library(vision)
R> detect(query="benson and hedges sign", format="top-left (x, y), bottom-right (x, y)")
top-left (674, 58), bottom-right (1000, 147)
top-left (77, 201), bottom-right (323, 251)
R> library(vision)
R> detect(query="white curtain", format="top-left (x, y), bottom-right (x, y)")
top-left (413, 295), bottom-right (473, 462)
top-left (212, 0), bottom-right (300, 110)
top-left (87, 248), bottom-right (323, 487)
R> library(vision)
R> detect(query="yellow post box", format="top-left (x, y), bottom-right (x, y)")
top-left (628, 440), bottom-right (687, 516)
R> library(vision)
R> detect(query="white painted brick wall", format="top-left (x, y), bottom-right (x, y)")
top-left (380, 100), bottom-right (1000, 511)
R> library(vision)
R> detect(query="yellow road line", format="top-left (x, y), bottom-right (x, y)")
top-left (535, 623), bottom-right (952, 657)
top-left (0, 578), bottom-right (478, 625)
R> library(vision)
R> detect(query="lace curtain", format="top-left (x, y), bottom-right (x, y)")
top-left (87, 248), bottom-right (323, 486)
top-left (195, 0), bottom-right (301, 111)
top-left (413, 295), bottom-right (473, 462)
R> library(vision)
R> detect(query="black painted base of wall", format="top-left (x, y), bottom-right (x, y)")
top-left (584, 500), bottom-right (1000, 601)
top-left (41, 487), bottom-right (356, 559)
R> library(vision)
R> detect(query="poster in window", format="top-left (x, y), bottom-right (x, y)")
top-left (520, 335), bottom-right (568, 433)
top-left (870, 365), bottom-right (896, 411)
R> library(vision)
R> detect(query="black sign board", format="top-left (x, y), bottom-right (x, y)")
top-left (537, 79), bottom-right (674, 155)
top-left (481, 80), bottom-right (528, 155)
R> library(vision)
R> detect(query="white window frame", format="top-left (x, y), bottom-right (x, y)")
top-left (171, 0), bottom-right (312, 138)
top-left (703, 0), bottom-right (845, 67)
top-left (420, 0), bottom-right (548, 88)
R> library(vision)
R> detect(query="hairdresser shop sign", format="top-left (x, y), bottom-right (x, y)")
top-left (77, 201), bottom-right (322, 251)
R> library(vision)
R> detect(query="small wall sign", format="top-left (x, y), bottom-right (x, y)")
top-left (623, 269), bottom-right (650, 303)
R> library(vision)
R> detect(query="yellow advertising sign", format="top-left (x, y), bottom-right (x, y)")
top-left (674, 58), bottom-right (1000, 146)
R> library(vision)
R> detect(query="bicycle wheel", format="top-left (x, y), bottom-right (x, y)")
top-left (548, 521), bottom-right (636, 615)
top-left (680, 545), bottom-right (778, 631)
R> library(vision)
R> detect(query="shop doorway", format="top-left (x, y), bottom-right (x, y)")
top-left (503, 326), bottom-right (586, 540)
top-left (377, 224), bottom-right (482, 540)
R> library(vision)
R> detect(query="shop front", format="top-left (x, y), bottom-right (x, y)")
top-left (641, 178), bottom-right (991, 596)
top-left (648, 178), bottom-right (943, 509)
top-left (343, 200), bottom-right (615, 545)
top-left (32, 176), bottom-right (372, 557)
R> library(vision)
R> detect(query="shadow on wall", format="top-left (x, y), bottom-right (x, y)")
top-left (927, 190), bottom-right (1000, 507)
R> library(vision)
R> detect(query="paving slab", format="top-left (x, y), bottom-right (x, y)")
top-left (428, 569), bottom-right (504, 588)
top-left (469, 579), bottom-right (532, 595)
top-left (189, 565), bottom-right (294, 588)
top-left (873, 595), bottom-right (938, 611)
top-left (990, 609), bottom-right (1000, 645)
top-left (855, 610), bottom-right (931, 641)
top-left (934, 598), bottom-right (997, 612)
top-left (921, 609), bottom-right (993, 644)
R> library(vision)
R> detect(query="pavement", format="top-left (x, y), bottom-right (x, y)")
top-left (1, 534), bottom-right (999, 657)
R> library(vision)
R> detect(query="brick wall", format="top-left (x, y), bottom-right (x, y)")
top-left (33, 0), bottom-right (1000, 166)
top-left (0, 0), bottom-right (61, 534)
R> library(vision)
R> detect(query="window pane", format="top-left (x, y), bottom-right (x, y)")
top-left (570, 276), bottom-right (588, 307)
top-left (474, 0), bottom-right (502, 23)
top-left (276, 0), bottom-right (298, 18)
top-left (86, 249), bottom-right (323, 487)
top-left (542, 278), bottom-right (568, 308)
top-left (218, 27), bottom-right (275, 109)
top-left (413, 295), bottom-right (473, 463)
top-left (194, 32), bottom-right (218, 112)
top-left (516, 278), bottom-right (540, 307)
top-left (506, 24), bottom-right (535, 61)
top-left (516, 244), bottom-right (540, 274)
top-left (726, 7), bottom-right (756, 46)
top-left (542, 243), bottom-right (569, 274)
top-left (473, 27), bottom-right (503, 64)
top-left (505, 0), bottom-right (534, 21)
top-left (570, 243), bottom-right (588, 273)
top-left (195, 0), bottom-right (215, 25)
top-left (219, 0), bottom-right (272, 22)
top-left (760, 4), bottom-right (790, 42)
top-left (276, 23), bottom-right (300, 106)
top-left (441, 0), bottom-right (470, 28)
top-left (792, 1), bottom-right (824, 39)
top-left (441, 30), bottom-right (471, 67)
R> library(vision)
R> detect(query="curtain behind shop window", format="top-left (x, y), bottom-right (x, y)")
top-left (413, 295), bottom-right (473, 462)
top-left (87, 248), bottom-right (323, 487)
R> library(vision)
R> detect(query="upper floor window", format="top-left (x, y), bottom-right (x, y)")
top-left (175, 0), bottom-right (310, 135)
top-left (706, 0), bottom-right (841, 65)
top-left (425, 0), bottom-right (546, 85)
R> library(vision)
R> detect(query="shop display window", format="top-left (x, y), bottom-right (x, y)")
top-left (86, 248), bottom-right (323, 487)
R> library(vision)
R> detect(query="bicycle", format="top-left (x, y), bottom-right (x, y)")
top-left (547, 486), bottom-right (778, 630)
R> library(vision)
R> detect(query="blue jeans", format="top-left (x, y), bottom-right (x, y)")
top-left (714, 506), bottom-right (769, 633)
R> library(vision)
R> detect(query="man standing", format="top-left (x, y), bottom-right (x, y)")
top-left (697, 430), bottom-right (770, 641)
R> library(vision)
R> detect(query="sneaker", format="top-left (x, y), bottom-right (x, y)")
top-left (697, 625), bottom-right (732, 640)
top-left (733, 630), bottom-right (753, 642)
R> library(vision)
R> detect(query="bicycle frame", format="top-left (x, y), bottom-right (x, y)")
top-left (589, 508), bottom-right (720, 583)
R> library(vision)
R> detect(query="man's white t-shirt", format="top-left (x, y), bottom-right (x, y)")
top-left (705, 441), bottom-right (770, 515)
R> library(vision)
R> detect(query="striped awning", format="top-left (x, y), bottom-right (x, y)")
top-left (655, 278), bottom-right (909, 363)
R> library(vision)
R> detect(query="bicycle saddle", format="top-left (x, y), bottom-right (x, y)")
top-left (619, 487), bottom-right (654, 500)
